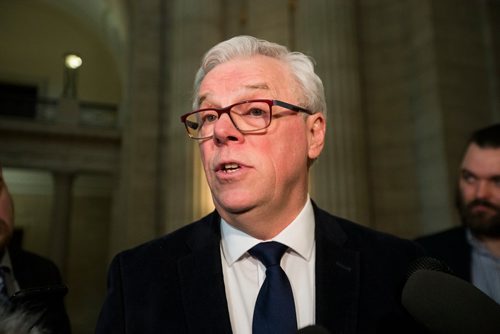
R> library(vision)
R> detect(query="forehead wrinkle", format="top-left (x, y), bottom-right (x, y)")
top-left (198, 83), bottom-right (271, 107)
top-left (245, 83), bottom-right (269, 90)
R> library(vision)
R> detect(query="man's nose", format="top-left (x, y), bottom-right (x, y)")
top-left (212, 113), bottom-right (244, 143)
top-left (475, 180), bottom-right (492, 200)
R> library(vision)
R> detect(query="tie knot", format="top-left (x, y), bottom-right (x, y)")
top-left (249, 241), bottom-right (288, 268)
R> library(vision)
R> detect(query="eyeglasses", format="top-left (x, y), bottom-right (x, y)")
top-left (180, 99), bottom-right (312, 139)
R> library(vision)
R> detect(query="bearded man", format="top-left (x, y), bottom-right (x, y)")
top-left (416, 123), bottom-right (500, 304)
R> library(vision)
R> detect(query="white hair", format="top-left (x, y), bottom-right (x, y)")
top-left (192, 35), bottom-right (327, 118)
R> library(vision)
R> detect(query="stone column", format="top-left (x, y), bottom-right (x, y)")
top-left (296, 0), bottom-right (371, 226)
top-left (49, 171), bottom-right (74, 277)
top-left (161, 0), bottom-right (226, 233)
top-left (108, 0), bottom-right (162, 257)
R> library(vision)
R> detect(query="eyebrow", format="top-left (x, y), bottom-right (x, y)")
top-left (197, 83), bottom-right (270, 107)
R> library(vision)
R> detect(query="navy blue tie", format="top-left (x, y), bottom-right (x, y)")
top-left (249, 241), bottom-right (297, 334)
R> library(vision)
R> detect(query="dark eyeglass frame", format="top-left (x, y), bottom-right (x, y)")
top-left (180, 99), bottom-right (312, 139)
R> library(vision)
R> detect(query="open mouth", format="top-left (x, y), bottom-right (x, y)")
top-left (221, 163), bottom-right (241, 173)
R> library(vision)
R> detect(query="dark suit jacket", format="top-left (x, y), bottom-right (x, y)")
top-left (96, 204), bottom-right (426, 333)
top-left (415, 226), bottom-right (471, 282)
top-left (9, 247), bottom-right (71, 334)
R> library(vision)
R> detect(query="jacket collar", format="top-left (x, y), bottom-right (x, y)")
top-left (313, 203), bottom-right (360, 334)
top-left (177, 211), bottom-right (232, 333)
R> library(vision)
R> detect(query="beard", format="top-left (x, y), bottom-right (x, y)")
top-left (457, 191), bottom-right (500, 238)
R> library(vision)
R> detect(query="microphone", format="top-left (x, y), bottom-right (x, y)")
top-left (402, 257), bottom-right (500, 334)
top-left (297, 325), bottom-right (330, 334)
top-left (9, 284), bottom-right (68, 329)
top-left (10, 284), bottom-right (68, 307)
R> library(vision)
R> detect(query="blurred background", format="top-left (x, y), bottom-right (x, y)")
top-left (0, 0), bottom-right (499, 332)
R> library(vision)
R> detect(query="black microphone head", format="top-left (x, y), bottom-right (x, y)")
top-left (297, 325), bottom-right (330, 334)
top-left (402, 268), bottom-right (500, 334)
top-left (405, 256), bottom-right (453, 280)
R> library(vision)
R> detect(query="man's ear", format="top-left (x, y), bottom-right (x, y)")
top-left (307, 113), bottom-right (326, 160)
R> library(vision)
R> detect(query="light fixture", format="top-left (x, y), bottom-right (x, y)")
top-left (62, 53), bottom-right (83, 99)
top-left (64, 54), bottom-right (82, 69)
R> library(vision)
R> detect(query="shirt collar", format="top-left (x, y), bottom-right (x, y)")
top-left (220, 197), bottom-right (315, 266)
top-left (466, 229), bottom-right (500, 261)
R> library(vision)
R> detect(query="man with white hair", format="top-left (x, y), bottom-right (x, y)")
top-left (97, 35), bottom-right (426, 334)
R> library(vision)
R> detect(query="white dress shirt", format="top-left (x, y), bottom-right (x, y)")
top-left (220, 198), bottom-right (316, 334)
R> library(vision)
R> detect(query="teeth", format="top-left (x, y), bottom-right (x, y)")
top-left (223, 163), bottom-right (239, 172)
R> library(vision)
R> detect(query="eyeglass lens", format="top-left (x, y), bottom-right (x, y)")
top-left (185, 100), bottom-right (272, 138)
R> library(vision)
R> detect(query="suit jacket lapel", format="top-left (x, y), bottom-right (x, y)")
top-left (177, 212), bottom-right (232, 334)
top-left (314, 205), bottom-right (360, 334)
top-left (175, 207), bottom-right (362, 333)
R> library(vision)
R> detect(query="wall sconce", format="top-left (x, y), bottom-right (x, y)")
top-left (62, 53), bottom-right (82, 99)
